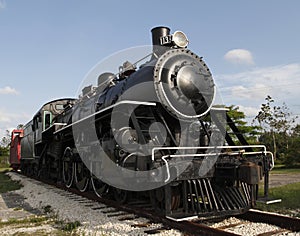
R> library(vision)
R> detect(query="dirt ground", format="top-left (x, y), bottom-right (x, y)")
top-left (265, 173), bottom-right (300, 188)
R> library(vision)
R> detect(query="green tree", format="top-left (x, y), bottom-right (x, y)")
top-left (285, 124), bottom-right (300, 167)
top-left (0, 130), bottom-right (11, 156)
top-left (17, 124), bottom-right (24, 129)
top-left (227, 105), bottom-right (261, 144)
top-left (254, 95), bottom-right (298, 162)
top-left (0, 125), bottom-right (24, 156)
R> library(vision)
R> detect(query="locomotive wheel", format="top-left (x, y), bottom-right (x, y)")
top-left (150, 187), bottom-right (165, 211)
top-left (150, 186), bottom-right (181, 212)
top-left (113, 188), bottom-right (128, 203)
top-left (26, 165), bottom-right (34, 177)
top-left (33, 164), bottom-right (39, 178)
top-left (91, 176), bottom-right (109, 198)
top-left (62, 147), bottom-right (74, 188)
top-left (171, 186), bottom-right (181, 211)
top-left (74, 162), bottom-right (90, 192)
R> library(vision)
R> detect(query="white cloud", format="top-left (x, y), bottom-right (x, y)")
top-left (0, 86), bottom-right (19, 95)
top-left (224, 49), bottom-right (254, 65)
top-left (0, 108), bottom-right (30, 138)
top-left (238, 105), bottom-right (260, 118)
top-left (0, 109), bottom-right (25, 123)
top-left (0, 0), bottom-right (6, 9)
top-left (215, 63), bottom-right (300, 118)
top-left (230, 83), bottom-right (271, 100)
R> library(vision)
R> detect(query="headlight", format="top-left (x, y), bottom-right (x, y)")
top-left (172, 31), bottom-right (189, 48)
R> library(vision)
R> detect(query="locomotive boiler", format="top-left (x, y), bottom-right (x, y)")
top-left (12, 26), bottom-right (274, 220)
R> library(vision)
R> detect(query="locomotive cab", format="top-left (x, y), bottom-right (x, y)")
top-left (19, 98), bottom-right (76, 176)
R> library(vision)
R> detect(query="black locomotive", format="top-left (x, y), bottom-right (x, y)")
top-left (13, 27), bottom-right (273, 220)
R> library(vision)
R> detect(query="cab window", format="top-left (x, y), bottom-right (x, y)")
top-left (43, 111), bottom-right (52, 130)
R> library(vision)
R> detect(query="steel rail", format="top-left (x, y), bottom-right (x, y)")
top-left (238, 209), bottom-right (300, 232)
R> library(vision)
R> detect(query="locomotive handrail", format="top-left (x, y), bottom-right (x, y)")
top-left (42, 122), bottom-right (67, 134)
top-left (159, 147), bottom-right (274, 183)
top-left (53, 100), bottom-right (156, 135)
top-left (151, 145), bottom-right (268, 161)
top-left (161, 155), bottom-right (170, 182)
top-left (167, 151), bottom-right (270, 158)
top-left (265, 151), bottom-right (275, 170)
top-left (97, 52), bottom-right (153, 88)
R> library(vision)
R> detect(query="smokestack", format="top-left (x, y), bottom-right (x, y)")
top-left (151, 26), bottom-right (170, 56)
top-left (151, 26), bottom-right (170, 46)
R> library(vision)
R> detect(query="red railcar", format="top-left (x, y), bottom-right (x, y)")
top-left (9, 129), bottom-right (23, 171)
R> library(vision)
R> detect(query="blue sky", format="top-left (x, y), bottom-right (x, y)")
top-left (1, 0), bottom-right (300, 137)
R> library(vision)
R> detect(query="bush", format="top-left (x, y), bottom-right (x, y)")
top-left (0, 156), bottom-right (10, 168)
top-left (0, 146), bottom-right (9, 156)
top-left (283, 137), bottom-right (300, 167)
top-left (285, 152), bottom-right (300, 168)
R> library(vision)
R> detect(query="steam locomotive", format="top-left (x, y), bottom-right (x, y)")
top-left (10, 27), bottom-right (273, 220)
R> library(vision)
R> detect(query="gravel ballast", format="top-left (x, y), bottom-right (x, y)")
top-left (6, 172), bottom-right (182, 235)
top-left (4, 172), bottom-right (300, 235)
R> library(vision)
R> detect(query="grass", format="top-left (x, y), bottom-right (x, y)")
top-left (0, 216), bottom-right (51, 228)
top-left (43, 205), bottom-right (53, 214)
top-left (0, 213), bottom-right (82, 235)
top-left (0, 169), bottom-right (22, 193)
top-left (256, 182), bottom-right (300, 217)
top-left (0, 215), bottom-right (81, 235)
top-left (57, 220), bottom-right (81, 231)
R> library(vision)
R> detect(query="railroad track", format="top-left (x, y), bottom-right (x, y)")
top-left (237, 209), bottom-right (300, 234)
top-left (8, 171), bottom-right (300, 236)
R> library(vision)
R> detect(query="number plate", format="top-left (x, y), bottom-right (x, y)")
top-left (160, 35), bottom-right (173, 45)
